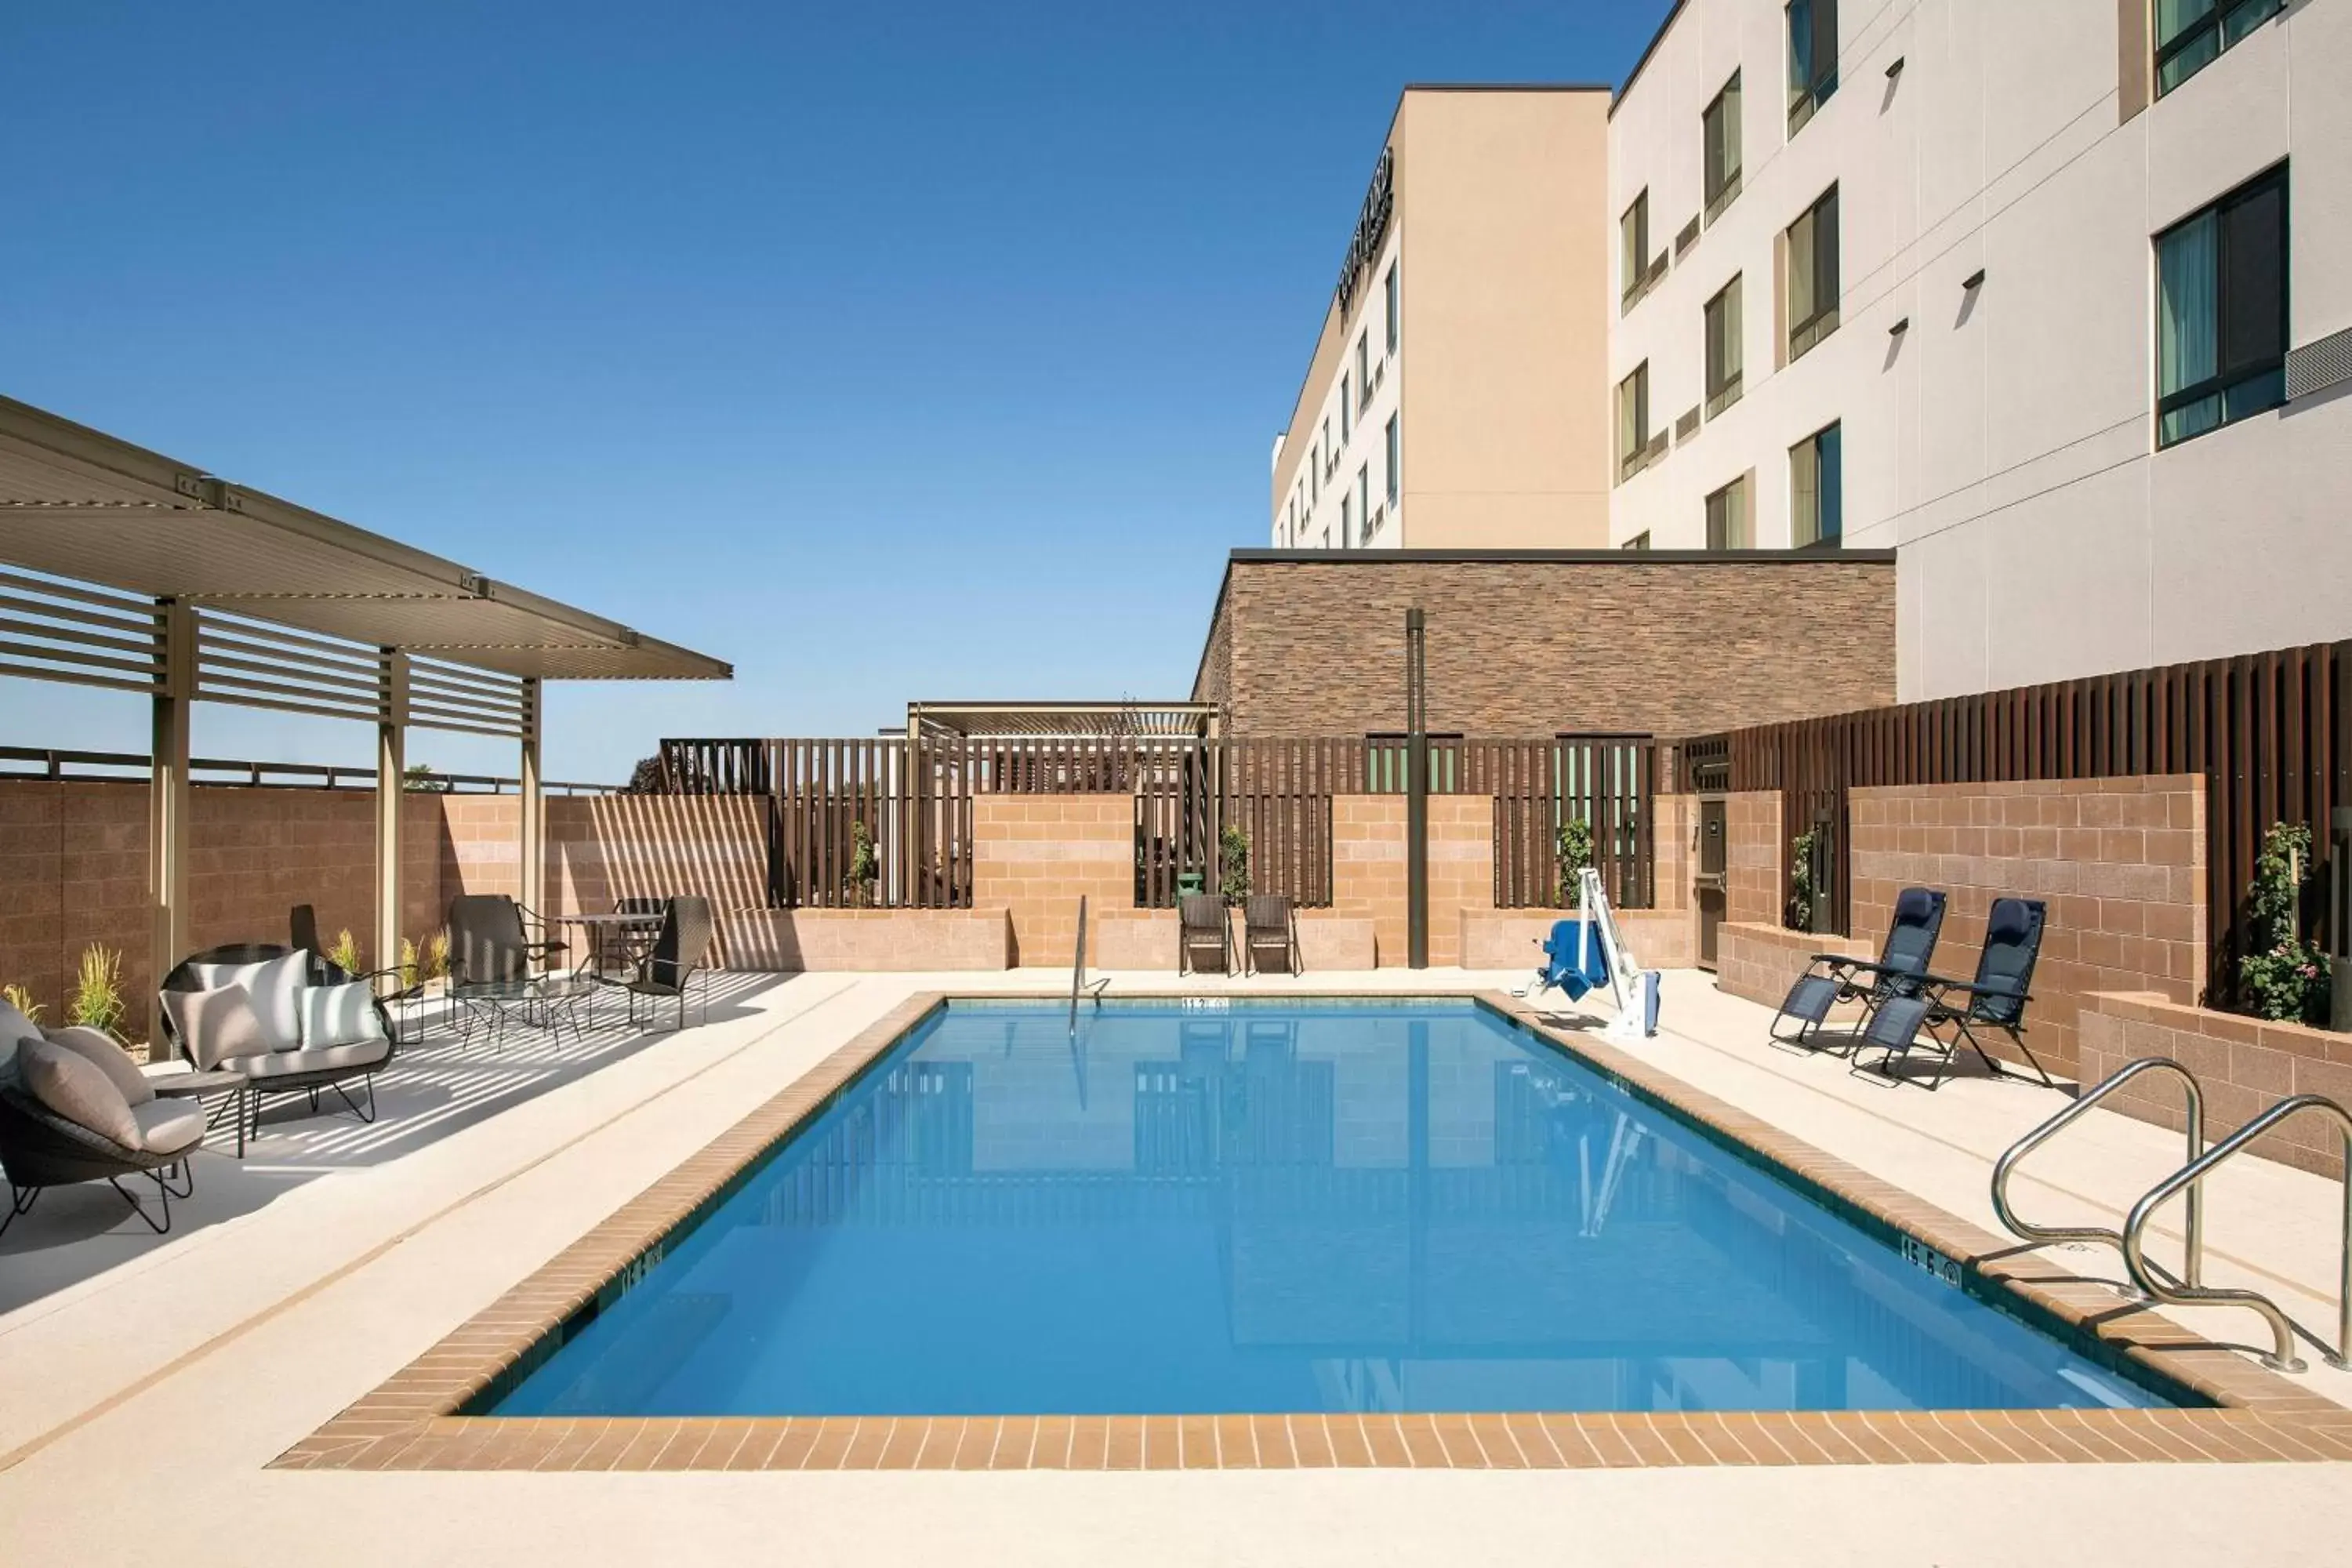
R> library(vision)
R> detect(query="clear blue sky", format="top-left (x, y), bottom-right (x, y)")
top-left (1, 2), bottom-right (1666, 782)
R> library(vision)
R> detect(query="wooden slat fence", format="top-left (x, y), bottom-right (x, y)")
top-left (658, 733), bottom-right (1662, 916)
top-left (1703, 641), bottom-right (2347, 1003)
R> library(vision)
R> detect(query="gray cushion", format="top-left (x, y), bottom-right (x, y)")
top-left (41, 1025), bottom-right (155, 1107)
top-left (299, 982), bottom-right (387, 1050)
top-left (162, 983), bottom-right (274, 1071)
top-left (0, 997), bottom-right (42, 1078)
top-left (239, 1036), bottom-right (391, 1081)
top-left (187, 953), bottom-right (306, 1051)
top-left (17, 1037), bottom-right (142, 1149)
top-left (130, 1097), bottom-right (205, 1156)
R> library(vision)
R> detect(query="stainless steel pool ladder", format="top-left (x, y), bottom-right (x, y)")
top-left (1991, 1057), bottom-right (2352, 1374)
top-left (2121, 1094), bottom-right (2352, 1374)
top-left (1991, 1057), bottom-right (2207, 1292)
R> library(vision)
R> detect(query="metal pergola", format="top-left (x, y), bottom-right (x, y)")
top-left (0, 394), bottom-right (729, 1043)
top-left (904, 700), bottom-right (1220, 742)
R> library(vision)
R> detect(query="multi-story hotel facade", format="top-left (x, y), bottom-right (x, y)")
top-left (1606, 0), bottom-right (2352, 701)
top-left (1269, 5), bottom-right (2350, 705)
top-left (1269, 85), bottom-right (1615, 553)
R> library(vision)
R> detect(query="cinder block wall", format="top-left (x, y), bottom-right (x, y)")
top-left (1331, 795), bottom-right (1493, 966)
top-left (971, 794), bottom-right (1136, 967)
top-left (1848, 777), bottom-right (2205, 1078)
top-left (1724, 791), bottom-right (1783, 927)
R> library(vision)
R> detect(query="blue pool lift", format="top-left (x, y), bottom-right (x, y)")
top-left (1530, 868), bottom-right (1661, 1041)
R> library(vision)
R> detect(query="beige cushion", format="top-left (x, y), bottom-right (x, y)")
top-left (187, 953), bottom-right (306, 1051)
top-left (41, 1025), bottom-right (154, 1107)
top-left (17, 1037), bottom-right (142, 1149)
top-left (240, 1036), bottom-right (391, 1081)
top-left (162, 983), bottom-right (274, 1070)
top-left (299, 982), bottom-right (388, 1050)
top-left (130, 1098), bottom-right (205, 1156)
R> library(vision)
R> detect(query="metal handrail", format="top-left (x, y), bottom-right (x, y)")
top-left (1069, 894), bottom-right (1088, 1039)
top-left (2122, 1093), bottom-right (2352, 1374)
top-left (1991, 1057), bottom-right (2205, 1288)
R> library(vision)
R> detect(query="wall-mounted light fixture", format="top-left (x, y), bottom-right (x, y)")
top-left (1962, 268), bottom-right (1986, 292)
top-left (1886, 56), bottom-right (1906, 79)
top-left (1889, 317), bottom-right (1911, 336)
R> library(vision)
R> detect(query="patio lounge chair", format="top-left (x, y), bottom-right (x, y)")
top-left (1243, 895), bottom-right (1299, 975)
top-left (2, 1014), bottom-right (205, 1235)
top-left (446, 894), bottom-right (573, 1044)
top-left (623, 897), bottom-right (715, 1029)
top-left (1179, 895), bottom-right (1232, 975)
top-left (1769, 886), bottom-right (1947, 1051)
top-left (160, 942), bottom-right (400, 1134)
top-left (1853, 896), bottom-right (2057, 1091)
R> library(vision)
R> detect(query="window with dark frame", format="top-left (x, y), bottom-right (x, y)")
top-left (1790, 422), bottom-right (1842, 548)
top-left (1340, 371), bottom-right (1352, 445)
top-left (1705, 275), bottom-right (1744, 417)
top-left (1704, 71), bottom-right (1743, 224)
top-left (1622, 532), bottom-right (1652, 552)
top-left (1787, 0), bottom-right (1838, 133)
top-left (2156, 163), bottom-right (2288, 448)
top-left (1356, 463), bottom-right (1370, 544)
top-left (1385, 263), bottom-right (1399, 354)
top-left (2156, 0), bottom-right (2282, 96)
top-left (1786, 184), bottom-right (1840, 361)
top-left (1705, 474), bottom-right (1751, 550)
top-left (1617, 363), bottom-right (1651, 482)
top-left (1621, 190), bottom-right (1651, 307)
top-left (1385, 415), bottom-right (1399, 508)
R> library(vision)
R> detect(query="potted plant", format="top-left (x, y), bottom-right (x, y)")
top-left (2239, 820), bottom-right (2329, 1025)
top-left (1555, 818), bottom-right (1595, 908)
top-left (68, 944), bottom-right (129, 1043)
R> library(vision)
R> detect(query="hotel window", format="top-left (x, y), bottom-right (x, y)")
top-left (1786, 184), bottom-right (1839, 361)
top-left (2157, 164), bottom-right (2288, 448)
top-left (1312, 432), bottom-right (1322, 500)
top-left (1705, 474), bottom-right (1751, 550)
top-left (1340, 373), bottom-right (1352, 445)
top-left (1703, 71), bottom-right (1743, 224)
top-left (1384, 263), bottom-right (1399, 354)
top-left (1787, 0), bottom-right (1838, 133)
top-left (1616, 362), bottom-right (1651, 482)
top-left (1790, 422), bottom-right (1842, 547)
top-left (1340, 492), bottom-right (1353, 548)
top-left (2157, 0), bottom-right (2282, 96)
top-left (1704, 275), bottom-right (1744, 418)
top-left (1356, 463), bottom-right (1371, 543)
top-left (1621, 190), bottom-right (1651, 308)
top-left (1385, 415), bottom-right (1399, 507)
top-left (1356, 331), bottom-right (1372, 411)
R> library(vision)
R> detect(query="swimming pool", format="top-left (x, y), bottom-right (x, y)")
top-left (484, 998), bottom-right (2175, 1418)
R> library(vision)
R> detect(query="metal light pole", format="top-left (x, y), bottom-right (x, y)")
top-left (1406, 608), bottom-right (1428, 970)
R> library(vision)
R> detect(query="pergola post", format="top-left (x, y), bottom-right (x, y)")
top-left (148, 598), bottom-right (195, 1054)
top-left (376, 648), bottom-right (408, 990)
top-left (519, 677), bottom-right (545, 916)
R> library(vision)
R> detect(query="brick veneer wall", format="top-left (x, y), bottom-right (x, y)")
top-left (1847, 777), bottom-right (2205, 1079)
top-left (1192, 556), bottom-right (1896, 738)
top-left (1330, 794), bottom-right (1491, 966)
top-left (1715, 923), bottom-right (1869, 1017)
top-left (971, 794), bottom-right (1136, 967)
top-left (2079, 993), bottom-right (2352, 1178)
top-left (1724, 790), bottom-right (1783, 927)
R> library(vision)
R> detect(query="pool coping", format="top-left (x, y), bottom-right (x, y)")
top-left (271, 989), bottom-right (2352, 1472)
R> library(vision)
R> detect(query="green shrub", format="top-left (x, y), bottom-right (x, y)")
top-left (2238, 821), bottom-right (2329, 1025)
top-left (1555, 818), bottom-right (1595, 907)
top-left (68, 946), bottom-right (127, 1040)
top-left (847, 820), bottom-right (880, 906)
top-left (1787, 829), bottom-right (1819, 932)
top-left (327, 928), bottom-right (363, 975)
top-left (1218, 824), bottom-right (1250, 906)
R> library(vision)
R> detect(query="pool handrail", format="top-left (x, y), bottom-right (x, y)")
top-left (1991, 1056), bottom-right (2205, 1290)
top-left (2121, 1092), bottom-right (2352, 1374)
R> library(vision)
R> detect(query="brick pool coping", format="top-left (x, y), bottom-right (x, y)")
top-left (273, 990), bottom-right (2352, 1472)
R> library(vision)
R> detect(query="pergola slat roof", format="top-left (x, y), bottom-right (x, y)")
top-left (907, 700), bottom-right (1221, 741)
top-left (0, 395), bottom-right (728, 681)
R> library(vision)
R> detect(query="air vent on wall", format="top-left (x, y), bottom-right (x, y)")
top-left (2287, 325), bottom-right (2352, 401)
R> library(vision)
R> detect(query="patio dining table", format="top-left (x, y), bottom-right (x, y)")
top-left (557, 910), bottom-right (665, 980)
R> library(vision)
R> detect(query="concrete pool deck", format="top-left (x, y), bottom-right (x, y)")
top-left (4, 967), bottom-right (2350, 1564)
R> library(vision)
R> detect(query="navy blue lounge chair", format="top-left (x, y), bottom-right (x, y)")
top-left (1770, 886), bottom-right (1947, 1051)
top-left (1855, 896), bottom-right (2056, 1091)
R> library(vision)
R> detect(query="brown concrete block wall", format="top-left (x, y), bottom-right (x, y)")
top-left (1715, 922), bottom-right (1868, 1014)
top-left (971, 794), bottom-right (1136, 967)
top-left (1725, 791), bottom-right (1784, 927)
top-left (1196, 557), bottom-right (1896, 739)
top-left (1330, 795), bottom-right (1491, 967)
top-left (437, 793), bottom-right (522, 908)
top-left (724, 908), bottom-right (1011, 971)
top-left (1848, 777), bottom-right (2205, 1079)
top-left (2078, 993), bottom-right (2352, 1178)
top-left (547, 794), bottom-right (768, 967)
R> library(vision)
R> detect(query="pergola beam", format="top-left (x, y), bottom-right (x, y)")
top-left (148, 599), bottom-right (194, 1052)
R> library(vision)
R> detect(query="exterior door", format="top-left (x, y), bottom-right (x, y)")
top-left (1696, 796), bottom-right (1728, 970)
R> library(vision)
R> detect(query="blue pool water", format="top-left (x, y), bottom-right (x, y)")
top-left (488, 1000), bottom-right (2174, 1417)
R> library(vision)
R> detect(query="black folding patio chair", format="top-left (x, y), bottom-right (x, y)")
top-left (1769, 886), bottom-right (1947, 1051)
top-left (1854, 896), bottom-right (2057, 1091)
